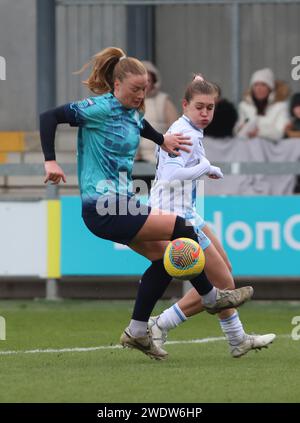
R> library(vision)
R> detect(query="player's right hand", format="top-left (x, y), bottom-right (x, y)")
top-left (44, 160), bottom-right (67, 184)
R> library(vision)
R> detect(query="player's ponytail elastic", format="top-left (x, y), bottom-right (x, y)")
top-left (75, 47), bottom-right (125, 95)
top-left (184, 74), bottom-right (219, 103)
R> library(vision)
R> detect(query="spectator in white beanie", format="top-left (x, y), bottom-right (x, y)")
top-left (250, 68), bottom-right (275, 90)
top-left (236, 67), bottom-right (290, 141)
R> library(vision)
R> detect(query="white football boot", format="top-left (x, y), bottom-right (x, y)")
top-left (148, 316), bottom-right (168, 349)
top-left (120, 326), bottom-right (168, 360)
top-left (230, 333), bottom-right (276, 358)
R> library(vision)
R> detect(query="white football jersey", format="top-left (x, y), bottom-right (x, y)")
top-left (150, 115), bottom-right (206, 226)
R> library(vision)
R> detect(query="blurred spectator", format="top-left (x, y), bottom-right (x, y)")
top-left (285, 93), bottom-right (300, 138)
top-left (285, 93), bottom-right (300, 193)
top-left (136, 61), bottom-right (179, 163)
top-left (205, 98), bottom-right (238, 138)
top-left (235, 68), bottom-right (289, 141)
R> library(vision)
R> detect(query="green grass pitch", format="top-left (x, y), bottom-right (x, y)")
top-left (0, 300), bottom-right (299, 403)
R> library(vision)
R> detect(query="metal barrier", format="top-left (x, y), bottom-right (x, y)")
top-left (1, 160), bottom-right (300, 199)
top-left (1, 161), bottom-right (300, 177)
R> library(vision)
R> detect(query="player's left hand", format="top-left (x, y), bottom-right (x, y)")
top-left (208, 165), bottom-right (224, 179)
top-left (161, 133), bottom-right (192, 156)
top-left (248, 127), bottom-right (259, 138)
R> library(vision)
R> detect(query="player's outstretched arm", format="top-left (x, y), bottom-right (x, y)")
top-left (160, 156), bottom-right (211, 182)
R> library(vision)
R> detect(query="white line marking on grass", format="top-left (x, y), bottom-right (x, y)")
top-left (166, 336), bottom-right (225, 345)
top-left (0, 345), bottom-right (122, 355)
top-left (0, 334), bottom-right (289, 356)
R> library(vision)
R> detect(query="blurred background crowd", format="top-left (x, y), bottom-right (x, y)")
top-left (1, 0), bottom-right (300, 197)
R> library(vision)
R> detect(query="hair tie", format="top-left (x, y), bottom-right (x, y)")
top-left (119, 55), bottom-right (127, 61)
top-left (193, 74), bottom-right (204, 82)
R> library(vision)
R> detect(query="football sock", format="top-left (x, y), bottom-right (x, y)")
top-left (171, 215), bottom-right (200, 243)
top-left (201, 286), bottom-right (217, 305)
top-left (219, 311), bottom-right (246, 345)
top-left (128, 320), bottom-right (148, 338)
top-left (171, 216), bottom-right (215, 296)
top-left (157, 303), bottom-right (187, 331)
top-left (131, 259), bottom-right (172, 336)
top-left (190, 271), bottom-right (215, 297)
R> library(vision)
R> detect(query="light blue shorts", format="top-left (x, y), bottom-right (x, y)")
top-left (186, 212), bottom-right (206, 230)
top-left (185, 213), bottom-right (209, 250)
top-left (196, 215), bottom-right (205, 230)
top-left (194, 224), bottom-right (211, 251)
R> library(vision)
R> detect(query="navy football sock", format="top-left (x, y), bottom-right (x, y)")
top-left (190, 271), bottom-right (214, 296)
top-left (132, 259), bottom-right (172, 322)
top-left (171, 215), bottom-right (199, 242)
top-left (171, 216), bottom-right (214, 295)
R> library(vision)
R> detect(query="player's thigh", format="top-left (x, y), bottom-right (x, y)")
top-left (204, 243), bottom-right (235, 289)
top-left (129, 240), bottom-right (169, 261)
top-left (132, 210), bottom-right (177, 242)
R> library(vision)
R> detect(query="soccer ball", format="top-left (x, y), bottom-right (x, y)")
top-left (163, 237), bottom-right (205, 280)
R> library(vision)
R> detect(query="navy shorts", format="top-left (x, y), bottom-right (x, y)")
top-left (82, 195), bottom-right (152, 245)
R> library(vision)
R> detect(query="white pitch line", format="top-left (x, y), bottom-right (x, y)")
top-left (0, 334), bottom-right (290, 356)
top-left (0, 345), bottom-right (122, 355)
top-left (166, 336), bottom-right (225, 345)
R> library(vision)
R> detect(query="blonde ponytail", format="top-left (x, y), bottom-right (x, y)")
top-left (75, 46), bottom-right (147, 109)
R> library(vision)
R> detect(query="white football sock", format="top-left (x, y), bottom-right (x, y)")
top-left (157, 303), bottom-right (187, 331)
top-left (128, 319), bottom-right (148, 337)
top-left (219, 311), bottom-right (246, 346)
top-left (201, 287), bottom-right (217, 306)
